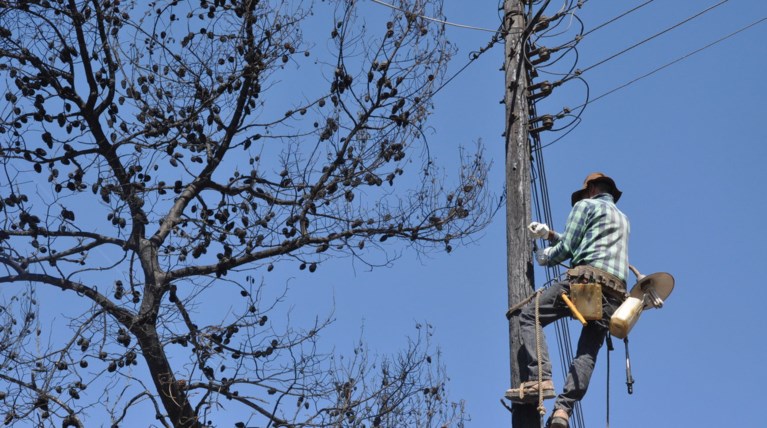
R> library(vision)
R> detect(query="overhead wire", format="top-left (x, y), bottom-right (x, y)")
top-left (500, 2), bottom-right (588, 423)
top-left (537, 0), bottom-right (657, 69)
top-left (369, 0), bottom-right (556, 105)
top-left (533, 0), bottom-right (752, 150)
top-left (524, 3), bottom-right (585, 427)
top-left (523, 0), bottom-right (649, 86)
top-left (575, 15), bottom-right (767, 109)
top-left (535, 9), bottom-right (581, 40)
top-left (430, 25), bottom-right (505, 98)
top-left (536, 0), bottom-right (650, 54)
top-left (533, 37), bottom-right (581, 77)
top-left (529, 110), bottom-right (586, 428)
top-left (580, 0), bottom-right (656, 39)
top-left (535, 117), bottom-right (581, 151)
top-left (530, 150), bottom-right (586, 428)
top-left (537, 13), bottom-right (767, 151)
top-left (524, 2), bottom-right (586, 75)
top-left (573, 0), bottom-right (730, 77)
top-left (369, 0), bottom-right (501, 33)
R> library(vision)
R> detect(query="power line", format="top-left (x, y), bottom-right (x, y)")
top-left (369, 0), bottom-right (501, 33)
top-left (364, 1), bottom-right (507, 108)
top-left (527, 0), bottom-right (656, 79)
top-left (575, 0), bottom-right (730, 77)
top-left (535, 13), bottom-right (767, 151)
top-left (431, 26), bottom-right (505, 98)
top-left (528, 91), bottom-right (585, 428)
top-left (580, 0), bottom-right (656, 39)
top-left (577, 15), bottom-right (767, 109)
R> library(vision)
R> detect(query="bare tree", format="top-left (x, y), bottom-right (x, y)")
top-left (0, 0), bottom-right (492, 426)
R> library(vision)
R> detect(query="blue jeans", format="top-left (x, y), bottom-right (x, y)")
top-left (518, 279), bottom-right (622, 413)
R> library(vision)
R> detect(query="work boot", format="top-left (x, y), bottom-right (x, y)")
top-left (504, 379), bottom-right (555, 403)
top-left (549, 409), bottom-right (569, 428)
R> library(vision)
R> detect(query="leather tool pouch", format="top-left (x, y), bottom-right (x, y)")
top-left (569, 282), bottom-right (603, 320)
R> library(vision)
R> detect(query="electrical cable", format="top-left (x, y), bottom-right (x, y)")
top-left (529, 0), bottom-right (574, 39)
top-left (574, 15), bottom-right (767, 109)
top-left (525, 10), bottom-right (584, 76)
top-left (572, 0), bottom-right (590, 12)
top-left (530, 150), bottom-right (585, 428)
top-left (510, 2), bottom-right (601, 426)
top-left (573, 0), bottom-right (731, 78)
top-left (534, 42), bottom-right (580, 77)
top-left (430, 26), bottom-right (504, 98)
top-left (369, 0), bottom-right (501, 33)
top-left (534, 8), bottom-right (582, 40)
top-left (525, 4), bottom-right (588, 427)
top-left (531, 1), bottom-right (748, 151)
top-left (535, 117), bottom-right (582, 151)
top-left (524, 0), bottom-right (552, 38)
top-left (503, 6), bottom-right (585, 424)
top-left (528, 70), bottom-right (585, 428)
top-left (524, 1), bottom-right (587, 78)
top-left (531, 0), bottom-right (655, 69)
top-left (580, 0), bottom-right (656, 39)
top-left (530, 76), bottom-right (590, 153)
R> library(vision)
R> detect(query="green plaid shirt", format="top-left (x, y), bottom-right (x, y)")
top-left (547, 193), bottom-right (630, 282)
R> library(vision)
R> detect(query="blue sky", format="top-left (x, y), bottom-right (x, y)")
top-left (4, 1), bottom-right (766, 427)
top-left (288, 1), bottom-right (767, 427)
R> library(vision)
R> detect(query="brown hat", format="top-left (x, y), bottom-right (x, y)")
top-left (570, 172), bottom-right (622, 206)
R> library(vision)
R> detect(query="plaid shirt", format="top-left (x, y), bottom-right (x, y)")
top-left (546, 193), bottom-right (630, 283)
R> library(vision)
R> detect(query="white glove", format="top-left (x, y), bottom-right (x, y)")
top-left (528, 222), bottom-right (551, 239)
top-left (535, 247), bottom-right (552, 266)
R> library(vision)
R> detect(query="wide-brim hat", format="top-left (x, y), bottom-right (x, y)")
top-left (628, 272), bottom-right (675, 309)
top-left (571, 172), bottom-right (623, 206)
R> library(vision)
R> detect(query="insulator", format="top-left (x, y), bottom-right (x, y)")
top-left (528, 45), bottom-right (546, 57)
top-left (529, 47), bottom-right (551, 66)
top-left (532, 15), bottom-right (550, 32)
top-left (528, 115), bottom-right (554, 134)
top-left (527, 81), bottom-right (552, 100)
top-left (528, 80), bottom-right (548, 91)
top-left (529, 114), bottom-right (553, 125)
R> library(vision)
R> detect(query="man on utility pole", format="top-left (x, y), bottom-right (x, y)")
top-left (506, 173), bottom-right (630, 428)
top-left (502, 0), bottom-right (539, 426)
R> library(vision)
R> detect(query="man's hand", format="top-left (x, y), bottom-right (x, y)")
top-left (535, 247), bottom-right (552, 266)
top-left (528, 222), bottom-right (551, 239)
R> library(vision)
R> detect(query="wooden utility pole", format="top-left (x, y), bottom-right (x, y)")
top-left (503, 0), bottom-right (539, 427)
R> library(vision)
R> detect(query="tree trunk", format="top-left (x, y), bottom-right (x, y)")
top-left (134, 323), bottom-right (200, 428)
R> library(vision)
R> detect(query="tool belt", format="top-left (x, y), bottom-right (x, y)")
top-left (567, 265), bottom-right (628, 300)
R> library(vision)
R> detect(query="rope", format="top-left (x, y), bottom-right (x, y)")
top-left (506, 287), bottom-right (545, 319)
top-left (535, 292), bottom-right (546, 417)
